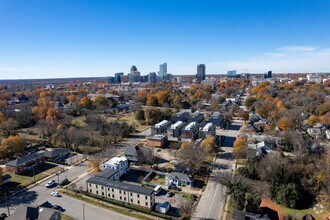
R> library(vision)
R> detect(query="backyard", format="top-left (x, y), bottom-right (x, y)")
top-left (149, 173), bottom-right (166, 185)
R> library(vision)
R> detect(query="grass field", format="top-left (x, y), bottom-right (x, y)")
top-left (149, 174), bottom-right (166, 185)
top-left (283, 206), bottom-right (329, 220)
top-left (72, 112), bottom-right (149, 132)
top-left (61, 214), bottom-right (78, 220)
top-left (4, 163), bottom-right (62, 187)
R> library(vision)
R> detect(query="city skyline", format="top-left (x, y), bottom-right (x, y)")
top-left (1, 0), bottom-right (330, 79)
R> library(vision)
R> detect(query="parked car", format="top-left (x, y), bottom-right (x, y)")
top-left (53, 205), bottom-right (65, 212)
top-left (156, 149), bottom-right (161, 152)
top-left (154, 185), bottom-right (162, 195)
top-left (46, 180), bottom-right (55, 188)
top-left (0, 213), bottom-right (7, 220)
top-left (59, 178), bottom-right (69, 186)
top-left (166, 191), bottom-right (173, 197)
top-left (51, 192), bottom-right (60, 197)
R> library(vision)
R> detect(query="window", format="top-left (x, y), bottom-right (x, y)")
top-left (137, 200), bottom-right (140, 205)
top-left (120, 196), bottom-right (122, 200)
top-left (137, 194), bottom-right (140, 198)
top-left (130, 193), bottom-right (132, 197)
top-left (146, 202), bottom-right (148, 207)
top-left (108, 193), bottom-right (110, 197)
top-left (112, 194), bottom-right (115, 199)
top-left (101, 186), bottom-right (104, 190)
top-left (102, 192), bottom-right (104, 196)
top-left (130, 198), bottom-right (133, 203)
top-left (123, 191), bottom-right (126, 195)
top-left (119, 190), bottom-right (121, 194)
top-left (95, 185), bottom-right (98, 188)
top-left (89, 183), bottom-right (91, 187)
top-left (112, 189), bottom-right (114, 192)
top-left (145, 196), bottom-right (147, 200)
top-left (90, 189), bottom-right (92, 193)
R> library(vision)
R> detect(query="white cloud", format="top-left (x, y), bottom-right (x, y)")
top-left (210, 46), bottom-right (330, 73)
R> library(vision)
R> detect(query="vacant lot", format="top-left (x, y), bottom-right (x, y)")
top-left (150, 173), bottom-right (166, 185)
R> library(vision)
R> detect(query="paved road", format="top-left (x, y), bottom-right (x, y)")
top-left (193, 95), bottom-right (247, 220)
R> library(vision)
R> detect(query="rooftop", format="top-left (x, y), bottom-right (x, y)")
top-left (95, 168), bottom-right (119, 179)
top-left (170, 121), bottom-right (184, 129)
top-left (6, 153), bottom-right (43, 167)
top-left (166, 172), bottom-right (192, 182)
top-left (102, 156), bottom-right (128, 166)
top-left (184, 122), bottom-right (197, 130)
top-left (202, 123), bottom-right (213, 131)
top-left (155, 120), bottom-right (169, 128)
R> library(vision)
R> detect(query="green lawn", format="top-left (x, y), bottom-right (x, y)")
top-left (149, 174), bottom-right (166, 185)
top-left (4, 163), bottom-right (62, 187)
top-left (283, 206), bottom-right (327, 220)
top-left (61, 214), bottom-right (78, 220)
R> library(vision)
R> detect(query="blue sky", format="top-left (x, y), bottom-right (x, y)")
top-left (0, 0), bottom-right (330, 79)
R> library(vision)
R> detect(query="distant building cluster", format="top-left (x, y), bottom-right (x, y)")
top-left (147, 111), bottom-right (225, 148)
top-left (107, 63), bottom-right (172, 84)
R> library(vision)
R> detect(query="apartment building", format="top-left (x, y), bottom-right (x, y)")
top-left (209, 112), bottom-right (225, 128)
top-left (152, 120), bottom-right (171, 134)
top-left (199, 123), bottom-right (216, 139)
top-left (171, 111), bottom-right (189, 123)
top-left (187, 111), bottom-right (204, 125)
top-left (101, 156), bottom-right (129, 177)
top-left (86, 177), bottom-right (155, 209)
top-left (167, 121), bottom-right (185, 141)
top-left (181, 122), bottom-right (199, 142)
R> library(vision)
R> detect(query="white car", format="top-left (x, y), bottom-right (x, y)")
top-left (51, 192), bottom-right (60, 197)
top-left (45, 180), bottom-right (55, 188)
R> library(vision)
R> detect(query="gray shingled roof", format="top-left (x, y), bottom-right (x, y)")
top-left (8, 204), bottom-right (61, 220)
top-left (87, 177), bottom-right (154, 195)
top-left (167, 172), bottom-right (192, 182)
top-left (42, 148), bottom-right (70, 158)
top-left (95, 168), bottom-right (118, 179)
top-left (6, 153), bottom-right (43, 167)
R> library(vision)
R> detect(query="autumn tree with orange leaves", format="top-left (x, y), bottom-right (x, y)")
top-left (79, 97), bottom-right (93, 109)
top-left (233, 136), bottom-right (247, 159)
top-left (0, 135), bottom-right (25, 159)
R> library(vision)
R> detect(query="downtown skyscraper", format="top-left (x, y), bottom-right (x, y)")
top-left (158, 62), bottom-right (167, 80)
top-left (196, 64), bottom-right (206, 83)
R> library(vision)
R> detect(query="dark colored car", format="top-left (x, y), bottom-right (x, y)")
top-left (0, 213), bottom-right (7, 220)
top-left (166, 191), bottom-right (173, 197)
top-left (59, 178), bottom-right (69, 186)
top-left (53, 205), bottom-right (65, 212)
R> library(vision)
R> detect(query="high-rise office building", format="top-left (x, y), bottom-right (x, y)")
top-left (196, 64), bottom-right (206, 83)
top-left (268, 71), bottom-right (272, 78)
top-left (130, 65), bottom-right (138, 73)
top-left (227, 70), bottom-right (237, 78)
top-left (115, 72), bottom-right (124, 83)
top-left (148, 72), bottom-right (157, 83)
top-left (158, 62), bottom-right (167, 80)
top-left (128, 71), bottom-right (141, 83)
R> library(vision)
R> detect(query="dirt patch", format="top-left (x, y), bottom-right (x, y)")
top-left (260, 197), bottom-right (286, 220)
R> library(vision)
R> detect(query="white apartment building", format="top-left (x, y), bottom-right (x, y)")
top-left (101, 156), bottom-right (129, 177)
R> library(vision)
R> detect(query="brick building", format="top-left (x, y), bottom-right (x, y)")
top-left (6, 153), bottom-right (45, 175)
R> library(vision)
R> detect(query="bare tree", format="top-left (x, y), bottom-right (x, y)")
top-left (177, 197), bottom-right (193, 219)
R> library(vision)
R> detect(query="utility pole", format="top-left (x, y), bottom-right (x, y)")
top-left (5, 193), bottom-right (10, 216)
top-left (83, 203), bottom-right (85, 220)
top-left (32, 166), bottom-right (36, 185)
top-left (57, 172), bottom-right (60, 187)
